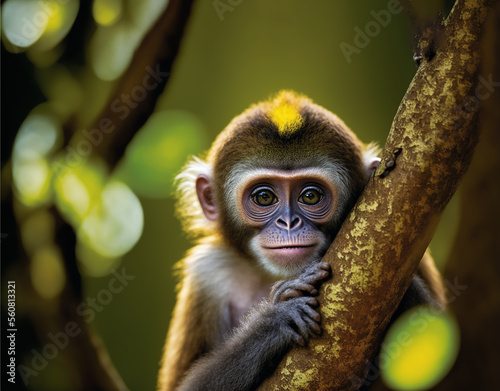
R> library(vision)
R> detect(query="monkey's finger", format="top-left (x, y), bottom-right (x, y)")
top-left (270, 280), bottom-right (286, 296)
top-left (301, 267), bottom-right (331, 283)
top-left (270, 281), bottom-right (289, 304)
top-left (298, 308), bottom-right (321, 335)
top-left (302, 316), bottom-right (321, 335)
top-left (295, 282), bottom-right (318, 294)
top-left (279, 289), bottom-right (302, 302)
top-left (292, 333), bottom-right (306, 347)
top-left (291, 312), bottom-right (312, 341)
top-left (300, 305), bottom-right (321, 323)
top-left (302, 297), bottom-right (319, 307)
top-left (284, 282), bottom-right (317, 295)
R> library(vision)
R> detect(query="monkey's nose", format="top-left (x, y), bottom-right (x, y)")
top-left (275, 216), bottom-right (302, 230)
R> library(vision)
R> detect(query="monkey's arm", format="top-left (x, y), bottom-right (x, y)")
top-left (158, 275), bottom-right (216, 391)
top-left (416, 249), bottom-right (446, 307)
top-left (394, 250), bottom-right (447, 320)
top-left (176, 262), bottom-right (330, 391)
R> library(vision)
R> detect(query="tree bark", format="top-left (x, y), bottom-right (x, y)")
top-left (258, 0), bottom-right (495, 389)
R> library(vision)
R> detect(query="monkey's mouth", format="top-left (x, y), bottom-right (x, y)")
top-left (263, 244), bottom-right (318, 265)
top-left (265, 245), bottom-right (317, 250)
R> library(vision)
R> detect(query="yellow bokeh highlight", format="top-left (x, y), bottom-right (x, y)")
top-left (58, 171), bottom-right (91, 217)
top-left (44, 2), bottom-right (64, 33)
top-left (12, 111), bottom-right (61, 207)
top-left (93, 0), bottom-right (122, 26)
top-left (78, 180), bottom-right (143, 258)
top-left (13, 158), bottom-right (52, 207)
top-left (30, 245), bottom-right (66, 300)
top-left (53, 160), bottom-right (106, 225)
top-left (381, 306), bottom-right (460, 390)
top-left (20, 210), bottom-right (56, 256)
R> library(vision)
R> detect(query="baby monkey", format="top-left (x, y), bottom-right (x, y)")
top-left (158, 91), bottom-right (445, 391)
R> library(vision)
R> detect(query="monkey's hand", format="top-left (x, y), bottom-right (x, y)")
top-left (268, 262), bottom-right (331, 346)
top-left (174, 263), bottom-right (331, 391)
top-left (270, 261), bottom-right (331, 304)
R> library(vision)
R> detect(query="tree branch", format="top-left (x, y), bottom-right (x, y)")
top-left (258, 0), bottom-right (495, 389)
top-left (71, 0), bottom-right (196, 167)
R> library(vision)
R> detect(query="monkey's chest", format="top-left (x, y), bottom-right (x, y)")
top-left (227, 284), bottom-right (272, 329)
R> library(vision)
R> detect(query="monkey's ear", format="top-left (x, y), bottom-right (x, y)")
top-left (196, 175), bottom-right (219, 221)
top-left (366, 157), bottom-right (381, 174)
top-left (363, 143), bottom-right (381, 175)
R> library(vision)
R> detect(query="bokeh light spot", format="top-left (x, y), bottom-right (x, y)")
top-left (381, 306), bottom-right (460, 390)
top-left (53, 161), bottom-right (106, 225)
top-left (93, 0), bottom-right (122, 26)
top-left (12, 112), bottom-right (61, 206)
top-left (79, 181), bottom-right (143, 258)
top-left (117, 110), bottom-right (207, 198)
top-left (30, 245), bottom-right (66, 300)
top-left (1, 0), bottom-right (79, 51)
top-left (21, 210), bottom-right (56, 256)
top-left (2, 0), bottom-right (48, 48)
top-left (89, 23), bottom-right (141, 81)
top-left (14, 113), bottom-right (60, 158)
top-left (44, 2), bottom-right (64, 33)
top-left (60, 171), bottom-right (90, 216)
top-left (13, 158), bottom-right (52, 207)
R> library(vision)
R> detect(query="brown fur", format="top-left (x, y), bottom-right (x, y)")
top-left (417, 250), bottom-right (447, 308)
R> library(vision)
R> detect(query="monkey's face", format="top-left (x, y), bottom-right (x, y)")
top-left (189, 91), bottom-right (381, 279)
top-left (233, 167), bottom-right (341, 278)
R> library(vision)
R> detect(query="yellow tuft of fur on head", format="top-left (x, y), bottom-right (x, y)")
top-left (268, 91), bottom-right (304, 136)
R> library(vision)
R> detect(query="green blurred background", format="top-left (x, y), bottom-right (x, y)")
top-left (2, 0), bottom-right (459, 390)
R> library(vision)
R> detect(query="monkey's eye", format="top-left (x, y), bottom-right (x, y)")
top-left (298, 189), bottom-right (323, 205)
top-left (251, 190), bottom-right (278, 206)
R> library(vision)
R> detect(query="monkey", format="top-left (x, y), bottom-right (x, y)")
top-left (157, 90), bottom-right (446, 391)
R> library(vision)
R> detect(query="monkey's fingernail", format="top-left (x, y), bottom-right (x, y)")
top-left (281, 290), bottom-right (300, 301)
top-left (297, 337), bottom-right (305, 346)
top-left (308, 298), bottom-right (319, 306)
top-left (313, 325), bottom-right (321, 334)
top-left (310, 289), bottom-right (318, 295)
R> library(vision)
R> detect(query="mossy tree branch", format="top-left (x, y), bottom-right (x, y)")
top-left (258, 0), bottom-right (495, 389)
